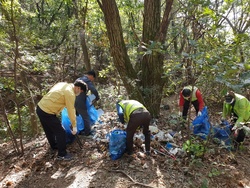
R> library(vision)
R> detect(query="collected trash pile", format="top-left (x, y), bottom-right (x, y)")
top-left (92, 116), bottom-right (186, 161)
top-left (62, 103), bottom-right (249, 161)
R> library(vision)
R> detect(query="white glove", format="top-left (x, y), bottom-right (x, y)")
top-left (232, 127), bottom-right (239, 137)
top-left (178, 111), bottom-right (182, 116)
top-left (232, 122), bottom-right (243, 131)
top-left (71, 127), bottom-right (77, 135)
top-left (197, 111), bottom-right (202, 116)
top-left (232, 126), bottom-right (238, 131)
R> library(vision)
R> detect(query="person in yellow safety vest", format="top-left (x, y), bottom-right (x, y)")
top-left (178, 85), bottom-right (205, 119)
top-left (222, 91), bottom-right (250, 144)
top-left (116, 100), bottom-right (151, 156)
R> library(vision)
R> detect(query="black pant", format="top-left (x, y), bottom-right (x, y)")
top-left (36, 106), bottom-right (67, 157)
top-left (126, 109), bottom-right (151, 154)
top-left (231, 113), bottom-right (246, 143)
top-left (75, 92), bottom-right (91, 135)
top-left (182, 100), bottom-right (199, 119)
top-left (235, 129), bottom-right (245, 143)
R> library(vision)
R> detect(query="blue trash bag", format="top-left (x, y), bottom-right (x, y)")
top-left (212, 120), bottom-right (232, 149)
top-left (107, 130), bottom-right (127, 160)
top-left (76, 115), bottom-right (84, 132)
top-left (61, 108), bottom-right (73, 134)
top-left (191, 106), bottom-right (210, 139)
top-left (61, 108), bottom-right (85, 144)
top-left (61, 108), bottom-right (84, 133)
top-left (86, 100), bottom-right (99, 125)
top-left (86, 98), bottom-right (98, 125)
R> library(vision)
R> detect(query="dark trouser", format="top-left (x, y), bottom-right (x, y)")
top-left (235, 129), bottom-right (245, 143)
top-left (126, 109), bottom-right (151, 154)
top-left (75, 92), bottom-right (91, 135)
top-left (232, 113), bottom-right (246, 143)
top-left (36, 106), bottom-right (67, 157)
top-left (182, 100), bottom-right (199, 119)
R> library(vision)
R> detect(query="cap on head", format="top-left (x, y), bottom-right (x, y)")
top-left (182, 89), bottom-right (191, 97)
top-left (74, 80), bottom-right (87, 92)
top-left (87, 70), bottom-right (96, 78)
top-left (224, 92), bottom-right (235, 104)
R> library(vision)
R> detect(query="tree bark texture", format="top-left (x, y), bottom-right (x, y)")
top-left (98, 0), bottom-right (173, 117)
top-left (0, 93), bottom-right (20, 154)
top-left (143, 0), bottom-right (174, 117)
top-left (73, 0), bottom-right (91, 71)
top-left (20, 71), bottom-right (38, 136)
top-left (97, 0), bottom-right (143, 100)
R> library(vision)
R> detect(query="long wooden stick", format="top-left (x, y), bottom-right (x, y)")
top-left (75, 134), bottom-right (83, 149)
top-left (109, 169), bottom-right (155, 188)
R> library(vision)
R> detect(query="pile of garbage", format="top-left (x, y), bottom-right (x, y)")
top-left (62, 102), bottom-right (248, 161)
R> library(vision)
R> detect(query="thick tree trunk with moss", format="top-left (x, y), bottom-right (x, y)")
top-left (97, 0), bottom-right (143, 101)
top-left (140, 0), bottom-right (165, 116)
top-left (97, 0), bottom-right (173, 117)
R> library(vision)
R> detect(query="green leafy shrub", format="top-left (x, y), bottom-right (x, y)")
top-left (183, 137), bottom-right (207, 158)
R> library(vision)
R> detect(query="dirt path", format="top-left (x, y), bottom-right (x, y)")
top-left (1, 110), bottom-right (250, 188)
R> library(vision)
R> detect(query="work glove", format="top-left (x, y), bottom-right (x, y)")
top-left (232, 126), bottom-right (239, 137)
top-left (232, 122), bottom-right (243, 131)
top-left (232, 126), bottom-right (237, 131)
top-left (71, 127), bottom-right (77, 135)
top-left (178, 111), bottom-right (182, 117)
top-left (197, 111), bottom-right (202, 116)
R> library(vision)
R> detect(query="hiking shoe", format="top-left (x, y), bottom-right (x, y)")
top-left (84, 130), bottom-right (96, 137)
top-left (57, 153), bottom-right (74, 161)
top-left (78, 130), bottom-right (85, 135)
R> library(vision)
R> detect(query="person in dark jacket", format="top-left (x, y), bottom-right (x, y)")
top-left (75, 70), bottom-right (100, 136)
top-left (178, 85), bottom-right (205, 119)
top-left (116, 100), bottom-right (151, 155)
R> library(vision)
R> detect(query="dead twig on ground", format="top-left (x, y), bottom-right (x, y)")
top-left (108, 169), bottom-right (155, 188)
top-left (75, 135), bottom-right (83, 149)
top-left (159, 145), bottom-right (177, 160)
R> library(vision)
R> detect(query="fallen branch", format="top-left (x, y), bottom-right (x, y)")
top-left (75, 134), bottom-right (83, 149)
top-left (108, 169), bottom-right (155, 188)
top-left (159, 145), bottom-right (176, 160)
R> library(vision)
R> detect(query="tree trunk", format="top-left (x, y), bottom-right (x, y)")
top-left (0, 93), bottom-right (20, 154)
top-left (140, 0), bottom-right (173, 117)
top-left (79, 29), bottom-right (91, 71)
top-left (20, 71), bottom-right (38, 136)
top-left (11, 0), bottom-right (24, 154)
top-left (97, 0), bottom-right (143, 100)
top-left (97, 0), bottom-right (173, 117)
top-left (73, 0), bottom-right (91, 71)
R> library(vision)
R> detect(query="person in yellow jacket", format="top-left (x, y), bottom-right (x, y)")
top-left (222, 91), bottom-right (250, 144)
top-left (116, 100), bottom-right (151, 155)
top-left (36, 80), bottom-right (87, 160)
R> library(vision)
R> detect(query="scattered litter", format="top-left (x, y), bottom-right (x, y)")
top-left (142, 163), bottom-right (149, 169)
top-left (51, 168), bottom-right (65, 179)
top-left (149, 126), bottom-right (159, 134)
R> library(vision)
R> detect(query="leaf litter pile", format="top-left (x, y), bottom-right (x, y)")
top-left (1, 108), bottom-right (250, 188)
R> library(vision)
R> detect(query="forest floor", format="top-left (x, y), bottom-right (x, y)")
top-left (1, 96), bottom-right (250, 188)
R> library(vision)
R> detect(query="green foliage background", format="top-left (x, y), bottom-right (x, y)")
top-left (0, 0), bottom-right (249, 138)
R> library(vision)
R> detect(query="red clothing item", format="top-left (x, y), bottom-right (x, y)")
top-left (179, 89), bottom-right (204, 111)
